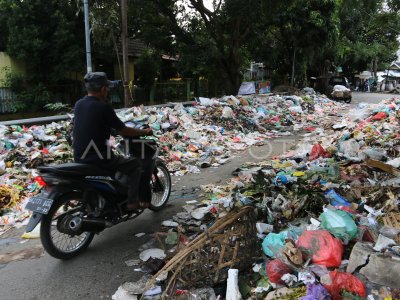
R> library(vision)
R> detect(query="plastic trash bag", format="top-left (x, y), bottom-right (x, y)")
top-left (287, 225), bottom-right (303, 241)
top-left (309, 144), bottom-right (330, 161)
top-left (372, 111), bottom-right (387, 120)
top-left (189, 288), bottom-right (217, 300)
top-left (338, 139), bottom-right (360, 157)
top-left (322, 270), bottom-right (366, 300)
top-left (262, 231), bottom-right (288, 258)
top-left (379, 225), bottom-right (400, 240)
top-left (348, 107), bottom-right (371, 121)
top-left (289, 106), bottom-right (303, 114)
top-left (256, 106), bottom-right (268, 115)
top-left (320, 208), bottom-right (358, 243)
top-left (324, 189), bottom-right (351, 207)
top-left (386, 157), bottom-right (400, 168)
top-left (198, 97), bottom-right (216, 106)
top-left (333, 85), bottom-right (350, 92)
top-left (303, 87), bottom-right (316, 95)
top-left (222, 106), bottom-right (234, 118)
top-left (363, 148), bottom-right (387, 160)
top-left (300, 284), bottom-right (330, 300)
top-left (266, 259), bottom-right (292, 284)
top-left (21, 224), bottom-right (41, 239)
top-left (296, 230), bottom-right (343, 267)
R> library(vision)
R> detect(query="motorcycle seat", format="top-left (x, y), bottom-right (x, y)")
top-left (38, 163), bottom-right (115, 177)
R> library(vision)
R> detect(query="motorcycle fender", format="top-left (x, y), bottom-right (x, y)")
top-left (25, 212), bottom-right (43, 232)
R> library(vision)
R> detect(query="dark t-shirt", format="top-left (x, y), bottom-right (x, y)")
top-left (72, 96), bottom-right (125, 163)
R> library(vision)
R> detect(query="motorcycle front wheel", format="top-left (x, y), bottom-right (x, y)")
top-left (150, 159), bottom-right (171, 211)
top-left (40, 193), bottom-right (95, 259)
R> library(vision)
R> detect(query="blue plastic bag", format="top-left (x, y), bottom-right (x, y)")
top-left (324, 190), bottom-right (351, 207)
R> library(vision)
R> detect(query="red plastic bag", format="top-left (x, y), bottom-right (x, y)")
top-left (266, 259), bottom-right (292, 284)
top-left (309, 144), bottom-right (330, 161)
top-left (296, 230), bottom-right (343, 267)
top-left (372, 111), bottom-right (387, 120)
top-left (323, 270), bottom-right (366, 300)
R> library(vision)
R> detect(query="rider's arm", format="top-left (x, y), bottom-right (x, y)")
top-left (119, 126), bottom-right (152, 137)
top-left (103, 103), bottom-right (152, 137)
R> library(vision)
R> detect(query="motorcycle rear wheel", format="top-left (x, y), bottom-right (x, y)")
top-left (40, 193), bottom-right (95, 260)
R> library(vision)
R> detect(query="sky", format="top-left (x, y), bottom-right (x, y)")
top-left (203, 0), bottom-right (215, 10)
top-left (182, 0), bottom-right (217, 12)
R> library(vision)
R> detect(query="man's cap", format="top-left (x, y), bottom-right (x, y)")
top-left (84, 72), bottom-right (111, 89)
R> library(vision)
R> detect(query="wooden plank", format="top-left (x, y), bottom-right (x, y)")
top-left (366, 159), bottom-right (400, 176)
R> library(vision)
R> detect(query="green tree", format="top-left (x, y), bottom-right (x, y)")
top-left (135, 49), bottom-right (160, 90)
top-left (335, 0), bottom-right (400, 77)
top-left (40, 0), bottom-right (399, 95)
top-left (248, 0), bottom-right (338, 85)
top-left (1, 0), bottom-right (85, 84)
top-left (133, 0), bottom-right (264, 94)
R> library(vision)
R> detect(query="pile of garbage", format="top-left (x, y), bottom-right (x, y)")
top-left (120, 97), bottom-right (400, 299)
top-left (0, 92), bottom-right (347, 227)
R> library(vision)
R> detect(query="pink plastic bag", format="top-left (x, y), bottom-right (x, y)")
top-left (296, 230), bottom-right (343, 267)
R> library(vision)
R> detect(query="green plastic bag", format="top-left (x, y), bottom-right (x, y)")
top-left (262, 231), bottom-right (288, 258)
top-left (320, 208), bottom-right (358, 243)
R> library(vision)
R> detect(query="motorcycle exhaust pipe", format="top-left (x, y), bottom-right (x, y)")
top-left (69, 217), bottom-right (110, 233)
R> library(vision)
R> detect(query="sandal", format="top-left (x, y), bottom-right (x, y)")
top-left (126, 202), bottom-right (150, 211)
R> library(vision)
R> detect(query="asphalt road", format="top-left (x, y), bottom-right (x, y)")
top-left (0, 91), bottom-right (391, 300)
top-left (351, 91), bottom-right (392, 106)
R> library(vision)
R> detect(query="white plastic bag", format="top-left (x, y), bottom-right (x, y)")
top-left (333, 85), bottom-right (350, 92)
top-left (222, 106), bottom-right (234, 118)
top-left (348, 108), bottom-right (371, 121)
top-left (387, 157), bottom-right (400, 168)
top-left (339, 139), bottom-right (360, 157)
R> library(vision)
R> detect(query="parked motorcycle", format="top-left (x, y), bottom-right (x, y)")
top-left (24, 122), bottom-right (171, 259)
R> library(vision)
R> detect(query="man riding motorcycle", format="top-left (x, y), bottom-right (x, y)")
top-left (73, 72), bottom-right (153, 210)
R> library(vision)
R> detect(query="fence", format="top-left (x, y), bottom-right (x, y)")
top-left (152, 80), bottom-right (191, 104)
top-left (0, 88), bottom-right (15, 113)
top-left (148, 79), bottom-right (211, 104)
top-left (0, 83), bottom-right (84, 115)
top-left (45, 83), bottom-right (84, 106)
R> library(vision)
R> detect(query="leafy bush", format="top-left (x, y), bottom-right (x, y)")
top-left (44, 102), bottom-right (71, 113)
top-left (1, 67), bottom-right (24, 93)
top-left (1, 69), bottom-right (53, 112)
top-left (16, 83), bottom-right (51, 111)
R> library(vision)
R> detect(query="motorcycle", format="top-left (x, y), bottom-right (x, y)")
top-left (24, 122), bottom-right (171, 259)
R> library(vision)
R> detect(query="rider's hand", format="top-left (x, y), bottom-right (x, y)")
top-left (142, 128), bottom-right (153, 136)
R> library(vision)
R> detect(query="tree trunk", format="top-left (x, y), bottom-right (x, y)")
top-left (226, 64), bottom-right (242, 95)
top-left (373, 58), bottom-right (378, 79)
top-left (291, 47), bottom-right (296, 86)
top-left (219, 57), bottom-right (242, 95)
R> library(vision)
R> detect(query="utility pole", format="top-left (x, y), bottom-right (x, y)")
top-left (120, 0), bottom-right (131, 107)
top-left (83, 0), bottom-right (92, 73)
